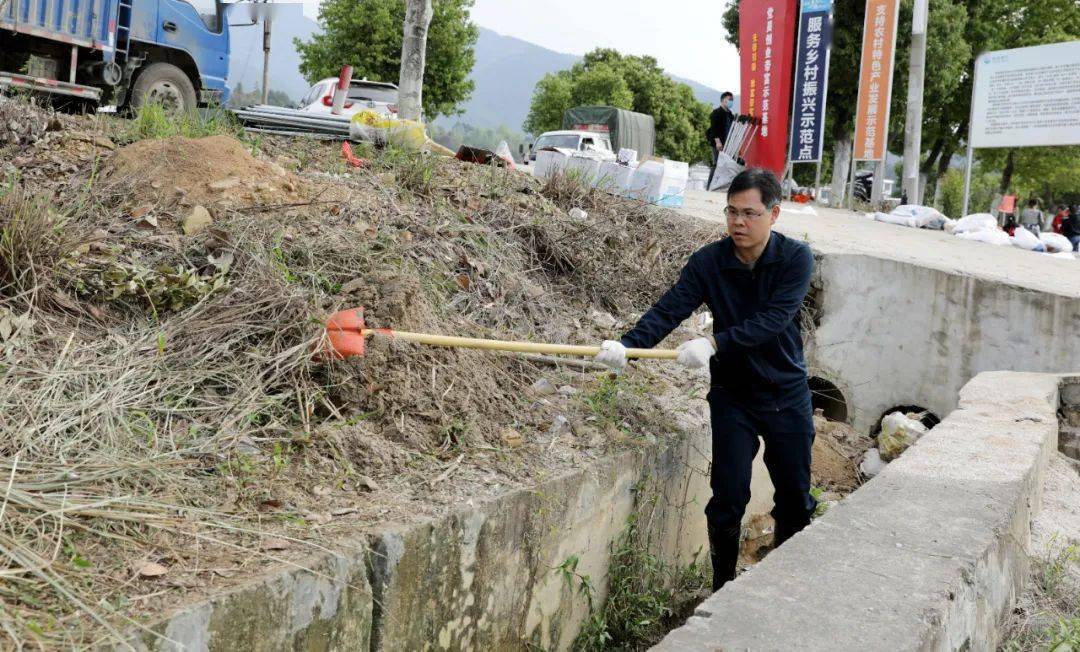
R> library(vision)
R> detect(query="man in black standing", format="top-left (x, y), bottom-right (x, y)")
top-left (706, 92), bottom-right (736, 189)
top-left (596, 168), bottom-right (816, 591)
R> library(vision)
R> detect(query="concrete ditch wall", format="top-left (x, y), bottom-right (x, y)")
top-left (127, 421), bottom-right (713, 651)
top-left (807, 254), bottom-right (1080, 434)
top-left (654, 371), bottom-right (1061, 651)
top-left (1058, 374), bottom-right (1080, 461)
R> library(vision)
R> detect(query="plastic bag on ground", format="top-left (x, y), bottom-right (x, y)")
top-left (494, 140), bottom-right (515, 169)
top-left (1040, 232), bottom-right (1073, 253)
top-left (956, 228), bottom-right (1012, 246)
top-left (878, 412), bottom-right (928, 461)
top-left (1011, 226), bottom-right (1047, 252)
top-left (349, 110), bottom-right (427, 150)
top-left (708, 152), bottom-right (742, 192)
top-left (859, 448), bottom-right (887, 478)
top-left (953, 213), bottom-right (999, 234)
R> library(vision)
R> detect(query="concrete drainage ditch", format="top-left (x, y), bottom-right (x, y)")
top-left (123, 242), bottom-right (1080, 651)
top-left (126, 371), bottom-right (1076, 652)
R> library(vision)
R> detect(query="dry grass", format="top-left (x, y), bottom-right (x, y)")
top-left (1000, 536), bottom-right (1080, 651)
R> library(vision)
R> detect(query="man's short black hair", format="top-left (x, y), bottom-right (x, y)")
top-left (721, 91), bottom-right (734, 101)
top-left (1028, 199), bottom-right (1038, 207)
top-left (728, 167), bottom-right (782, 208)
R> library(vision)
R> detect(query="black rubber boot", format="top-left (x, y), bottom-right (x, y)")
top-left (708, 525), bottom-right (742, 592)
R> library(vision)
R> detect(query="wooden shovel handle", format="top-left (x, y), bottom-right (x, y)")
top-left (364, 329), bottom-right (679, 360)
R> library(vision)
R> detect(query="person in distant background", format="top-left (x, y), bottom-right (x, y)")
top-left (1064, 205), bottom-right (1080, 251)
top-left (706, 92), bottom-right (736, 189)
top-left (1053, 205), bottom-right (1069, 235)
top-left (1020, 199), bottom-right (1045, 232)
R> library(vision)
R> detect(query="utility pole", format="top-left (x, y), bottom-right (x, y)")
top-left (901, 0), bottom-right (928, 205)
top-left (398, 0), bottom-right (433, 122)
top-left (261, 6), bottom-right (271, 105)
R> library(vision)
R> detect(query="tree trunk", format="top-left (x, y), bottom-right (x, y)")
top-left (398, 0), bottom-right (433, 122)
top-left (920, 136), bottom-right (943, 175)
top-left (830, 131), bottom-right (852, 208)
top-left (999, 149), bottom-right (1015, 194)
top-left (930, 140), bottom-right (956, 210)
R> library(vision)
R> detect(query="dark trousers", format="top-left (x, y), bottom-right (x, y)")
top-left (705, 145), bottom-right (721, 190)
top-left (705, 387), bottom-right (816, 590)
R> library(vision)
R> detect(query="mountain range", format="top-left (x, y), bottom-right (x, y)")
top-left (228, 20), bottom-right (731, 134)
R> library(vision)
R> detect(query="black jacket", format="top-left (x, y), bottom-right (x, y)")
top-left (707, 106), bottom-right (735, 148)
top-left (620, 232), bottom-right (813, 405)
top-left (1064, 211), bottom-right (1080, 239)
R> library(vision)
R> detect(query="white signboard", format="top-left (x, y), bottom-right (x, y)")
top-left (970, 40), bottom-right (1080, 149)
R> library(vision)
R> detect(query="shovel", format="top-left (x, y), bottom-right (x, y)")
top-left (324, 307), bottom-right (678, 361)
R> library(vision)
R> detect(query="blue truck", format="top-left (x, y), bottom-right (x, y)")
top-left (0, 0), bottom-right (240, 111)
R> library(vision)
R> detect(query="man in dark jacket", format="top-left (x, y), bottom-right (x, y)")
top-left (596, 168), bottom-right (815, 592)
top-left (706, 92), bottom-right (736, 188)
top-left (1064, 205), bottom-right (1080, 251)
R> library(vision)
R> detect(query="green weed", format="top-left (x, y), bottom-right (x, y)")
top-left (1002, 535), bottom-right (1080, 651)
top-left (573, 493), bottom-right (709, 651)
top-left (126, 103), bottom-right (240, 141)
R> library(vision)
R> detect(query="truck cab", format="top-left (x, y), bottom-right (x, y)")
top-left (522, 130), bottom-right (614, 165)
top-left (0, 0), bottom-right (234, 111)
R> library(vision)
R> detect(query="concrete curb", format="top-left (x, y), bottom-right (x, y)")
top-left (653, 371), bottom-right (1061, 652)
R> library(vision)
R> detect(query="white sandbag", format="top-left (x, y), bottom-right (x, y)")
top-left (954, 213), bottom-right (998, 234)
top-left (890, 204), bottom-right (948, 229)
top-left (1040, 232), bottom-right (1073, 253)
top-left (628, 159), bottom-right (688, 208)
top-left (596, 161), bottom-right (634, 196)
top-left (533, 148), bottom-right (571, 179)
top-left (872, 211), bottom-right (919, 228)
top-left (1010, 226), bottom-right (1046, 252)
top-left (956, 228), bottom-right (1012, 246)
top-left (617, 148), bottom-right (638, 165)
top-left (709, 151), bottom-right (742, 192)
top-left (1050, 251), bottom-right (1077, 260)
top-left (565, 154), bottom-right (602, 185)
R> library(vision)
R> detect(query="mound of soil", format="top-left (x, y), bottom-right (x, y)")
top-left (104, 135), bottom-right (324, 209)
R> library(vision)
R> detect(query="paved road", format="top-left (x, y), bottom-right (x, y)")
top-left (679, 190), bottom-right (1080, 298)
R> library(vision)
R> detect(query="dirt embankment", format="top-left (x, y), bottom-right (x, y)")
top-left (1, 97), bottom-right (723, 647)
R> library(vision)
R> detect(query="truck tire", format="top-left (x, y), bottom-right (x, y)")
top-left (130, 63), bottom-right (197, 114)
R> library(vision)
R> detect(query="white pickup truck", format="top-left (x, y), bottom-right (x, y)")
top-left (520, 130), bottom-right (614, 167)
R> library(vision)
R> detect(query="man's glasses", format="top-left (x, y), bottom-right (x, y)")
top-left (724, 206), bottom-right (768, 220)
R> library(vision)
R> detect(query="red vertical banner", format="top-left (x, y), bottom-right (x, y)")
top-left (739, 0), bottom-right (799, 178)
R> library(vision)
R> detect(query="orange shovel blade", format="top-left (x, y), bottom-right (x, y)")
top-left (325, 307), bottom-right (367, 358)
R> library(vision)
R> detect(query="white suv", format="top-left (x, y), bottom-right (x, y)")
top-left (297, 78), bottom-right (400, 119)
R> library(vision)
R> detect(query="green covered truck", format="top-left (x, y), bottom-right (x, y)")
top-left (561, 106), bottom-right (655, 160)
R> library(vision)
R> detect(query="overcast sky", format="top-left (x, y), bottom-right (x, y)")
top-left (299, 0), bottom-right (741, 92)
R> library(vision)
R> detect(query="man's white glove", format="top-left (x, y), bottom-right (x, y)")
top-left (677, 337), bottom-right (716, 369)
top-left (595, 340), bottom-right (628, 371)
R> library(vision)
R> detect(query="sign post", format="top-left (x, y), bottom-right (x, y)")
top-left (739, 0), bottom-right (799, 178)
top-left (962, 41), bottom-right (1080, 216)
top-left (849, 0), bottom-right (901, 208)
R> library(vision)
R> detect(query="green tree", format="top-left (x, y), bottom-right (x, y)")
top-left (295, 0), bottom-right (478, 120)
top-left (523, 49), bottom-right (712, 163)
